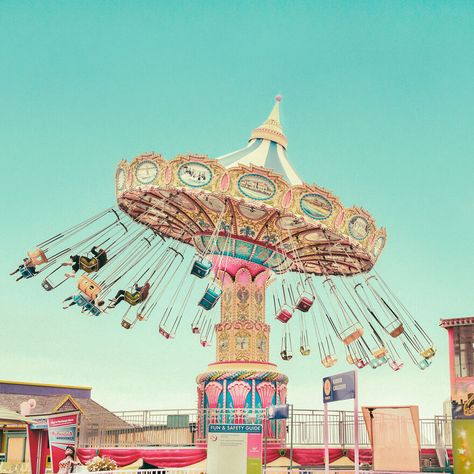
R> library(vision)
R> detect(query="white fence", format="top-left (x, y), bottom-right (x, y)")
top-left (78, 408), bottom-right (452, 449)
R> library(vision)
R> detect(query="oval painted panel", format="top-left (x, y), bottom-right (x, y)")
top-left (348, 215), bottom-right (370, 240)
top-left (300, 193), bottom-right (333, 220)
top-left (372, 236), bottom-right (386, 257)
top-left (238, 174), bottom-right (276, 201)
top-left (178, 162), bottom-right (213, 187)
top-left (238, 203), bottom-right (268, 220)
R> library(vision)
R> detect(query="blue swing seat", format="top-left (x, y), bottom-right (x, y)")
top-left (19, 266), bottom-right (35, 279)
top-left (191, 259), bottom-right (213, 279)
top-left (198, 286), bottom-right (222, 310)
top-left (89, 305), bottom-right (102, 316)
top-left (73, 295), bottom-right (89, 307)
top-left (418, 358), bottom-right (432, 370)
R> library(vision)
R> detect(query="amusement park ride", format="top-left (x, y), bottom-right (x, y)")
top-left (13, 96), bottom-right (436, 441)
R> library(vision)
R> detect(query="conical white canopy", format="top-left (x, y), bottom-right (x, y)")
top-left (216, 96), bottom-right (303, 186)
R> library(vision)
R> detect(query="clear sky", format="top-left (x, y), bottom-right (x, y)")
top-left (1, 1), bottom-right (473, 420)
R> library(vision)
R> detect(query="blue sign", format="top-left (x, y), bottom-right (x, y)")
top-left (323, 371), bottom-right (356, 404)
top-left (267, 404), bottom-right (290, 420)
top-left (209, 424), bottom-right (262, 433)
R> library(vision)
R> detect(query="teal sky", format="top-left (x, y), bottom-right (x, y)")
top-left (1, 1), bottom-right (473, 419)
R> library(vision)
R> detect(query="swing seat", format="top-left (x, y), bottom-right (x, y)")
top-left (300, 345), bottom-right (311, 356)
top-left (89, 305), bottom-right (102, 317)
top-left (295, 295), bottom-right (314, 312)
top-left (136, 313), bottom-right (145, 321)
top-left (124, 292), bottom-right (141, 306)
top-left (28, 248), bottom-right (48, 266)
top-left (276, 307), bottom-right (293, 323)
top-left (19, 266), bottom-right (35, 279)
top-left (41, 278), bottom-right (54, 291)
top-left (389, 360), bottom-right (404, 371)
top-left (372, 347), bottom-right (388, 359)
top-left (341, 324), bottom-right (364, 345)
top-left (385, 320), bottom-right (404, 338)
top-left (79, 256), bottom-right (99, 274)
top-left (201, 340), bottom-right (210, 347)
top-left (420, 346), bottom-right (436, 359)
top-left (192, 326), bottom-right (200, 334)
top-left (159, 327), bottom-right (172, 339)
top-left (121, 319), bottom-right (132, 329)
top-left (280, 350), bottom-right (293, 361)
top-left (77, 275), bottom-right (102, 300)
top-left (191, 259), bottom-right (212, 279)
top-left (73, 295), bottom-right (89, 307)
top-left (418, 358), bottom-right (432, 370)
top-left (198, 287), bottom-right (222, 311)
top-left (322, 355), bottom-right (337, 368)
top-left (356, 359), bottom-right (368, 369)
top-left (370, 356), bottom-right (388, 369)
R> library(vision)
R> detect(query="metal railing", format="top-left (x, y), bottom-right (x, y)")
top-left (78, 408), bottom-right (452, 449)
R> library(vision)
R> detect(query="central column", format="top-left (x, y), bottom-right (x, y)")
top-left (196, 260), bottom-right (288, 444)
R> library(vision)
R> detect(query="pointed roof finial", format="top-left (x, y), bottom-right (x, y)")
top-left (250, 95), bottom-right (288, 149)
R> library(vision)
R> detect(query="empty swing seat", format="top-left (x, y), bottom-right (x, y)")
top-left (418, 358), bottom-right (432, 370)
top-left (201, 340), bottom-right (210, 347)
top-left (121, 319), bottom-right (133, 329)
top-left (389, 360), bottom-right (404, 371)
top-left (28, 248), bottom-right (48, 266)
top-left (192, 326), bottom-right (200, 334)
top-left (136, 313), bottom-right (145, 321)
top-left (386, 320), bottom-right (404, 338)
top-left (295, 295), bottom-right (314, 312)
top-left (191, 260), bottom-right (213, 279)
top-left (198, 287), bottom-right (222, 311)
top-left (341, 324), bottom-right (364, 345)
top-left (280, 350), bottom-right (292, 361)
top-left (41, 279), bottom-right (54, 291)
top-left (78, 275), bottom-right (102, 300)
top-left (300, 345), bottom-right (311, 356)
top-left (73, 294), bottom-right (89, 307)
top-left (370, 356), bottom-right (388, 369)
top-left (322, 355), bottom-right (337, 368)
top-left (276, 306), bottom-right (293, 323)
top-left (420, 346), bottom-right (436, 359)
top-left (19, 266), bottom-right (36, 279)
top-left (356, 359), bottom-right (368, 369)
top-left (159, 327), bottom-right (172, 339)
top-left (372, 347), bottom-right (388, 359)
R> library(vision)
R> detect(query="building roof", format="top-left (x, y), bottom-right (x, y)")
top-left (0, 393), bottom-right (128, 429)
top-left (215, 96), bottom-right (303, 186)
top-left (440, 317), bottom-right (474, 328)
top-left (0, 406), bottom-right (30, 425)
top-left (0, 380), bottom-right (91, 399)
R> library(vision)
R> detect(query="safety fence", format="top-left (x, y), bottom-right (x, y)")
top-left (78, 408), bottom-right (452, 449)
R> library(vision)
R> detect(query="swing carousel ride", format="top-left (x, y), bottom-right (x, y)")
top-left (13, 97), bottom-right (436, 440)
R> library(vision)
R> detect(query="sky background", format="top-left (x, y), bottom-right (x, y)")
top-left (1, 1), bottom-right (473, 420)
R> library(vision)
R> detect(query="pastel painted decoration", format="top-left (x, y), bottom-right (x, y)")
top-left (198, 286), bottom-right (222, 311)
top-left (191, 259), bottom-right (213, 279)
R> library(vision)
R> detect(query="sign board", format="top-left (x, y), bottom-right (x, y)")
top-left (207, 424), bottom-right (262, 474)
top-left (267, 404), bottom-right (289, 420)
top-left (323, 371), bottom-right (356, 403)
top-left (47, 412), bottom-right (80, 473)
